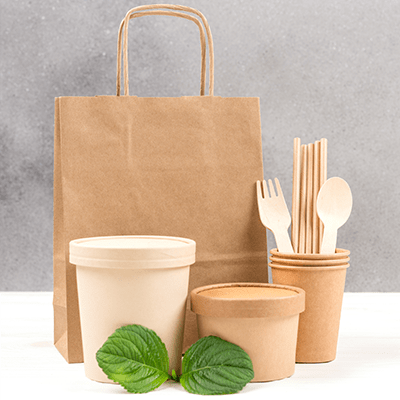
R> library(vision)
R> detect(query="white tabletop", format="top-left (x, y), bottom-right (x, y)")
top-left (1, 292), bottom-right (399, 399)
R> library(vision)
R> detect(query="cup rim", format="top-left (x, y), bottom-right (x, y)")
top-left (270, 248), bottom-right (350, 260)
top-left (269, 262), bottom-right (350, 272)
top-left (269, 256), bottom-right (350, 266)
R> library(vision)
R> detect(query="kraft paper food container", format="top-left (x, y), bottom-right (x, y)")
top-left (270, 248), bottom-right (350, 260)
top-left (270, 260), bottom-right (349, 363)
top-left (190, 283), bottom-right (305, 382)
top-left (69, 235), bottom-right (196, 383)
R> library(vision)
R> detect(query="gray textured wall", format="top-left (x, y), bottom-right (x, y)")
top-left (1, 0), bottom-right (399, 291)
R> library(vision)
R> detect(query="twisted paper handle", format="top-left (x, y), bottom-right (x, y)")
top-left (117, 4), bottom-right (214, 96)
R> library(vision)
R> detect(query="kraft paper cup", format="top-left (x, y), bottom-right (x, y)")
top-left (70, 235), bottom-right (196, 383)
top-left (270, 260), bottom-right (349, 363)
top-left (270, 248), bottom-right (350, 260)
top-left (191, 283), bottom-right (305, 382)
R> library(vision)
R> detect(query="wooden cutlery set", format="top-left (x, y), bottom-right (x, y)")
top-left (257, 138), bottom-right (352, 256)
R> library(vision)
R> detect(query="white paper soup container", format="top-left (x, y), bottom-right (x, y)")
top-left (69, 235), bottom-right (196, 383)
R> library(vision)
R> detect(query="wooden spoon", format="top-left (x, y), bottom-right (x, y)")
top-left (317, 177), bottom-right (352, 254)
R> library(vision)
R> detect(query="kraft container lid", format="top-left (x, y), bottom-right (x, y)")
top-left (70, 235), bottom-right (196, 269)
top-left (191, 283), bottom-right (305, 318)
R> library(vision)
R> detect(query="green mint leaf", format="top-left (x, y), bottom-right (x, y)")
top-left (96, 324), bottom-right (170, 393)
top-left (171, 369), bottom-right (179, 382)
top-left (180, 336), bottom-right (254, 395)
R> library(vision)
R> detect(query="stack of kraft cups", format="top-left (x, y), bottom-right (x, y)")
top-left (269, 248), bottom-right (350, 363)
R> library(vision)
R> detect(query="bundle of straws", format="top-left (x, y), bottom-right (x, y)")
top-left (291, 138), bottom-right (328, 254)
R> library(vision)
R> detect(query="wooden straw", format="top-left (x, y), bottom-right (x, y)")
top-left (313, 140), bottom-right (320, 253)
top-left (298, 144), bottom-right (307, 254)
top-left (306, 143), bottom-right (314, 254)
top-left (291, 138), bottom-right (301, 253)
top-left (319, 138), bottom-right (328, 250)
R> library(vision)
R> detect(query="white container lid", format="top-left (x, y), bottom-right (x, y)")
top-left (69, 235), bottom-right (196, 269)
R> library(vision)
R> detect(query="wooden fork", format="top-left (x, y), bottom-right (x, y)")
top-left (256, 178), bottom-right (294, 254)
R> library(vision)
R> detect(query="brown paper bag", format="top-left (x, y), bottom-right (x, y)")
top-left (53, 4), bottom-right (267, 363)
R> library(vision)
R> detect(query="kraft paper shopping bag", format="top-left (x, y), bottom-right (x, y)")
top-left (53, 4), bottom-right (267, 363)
